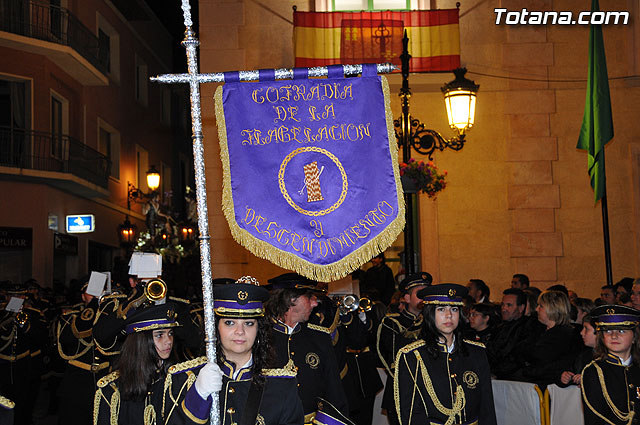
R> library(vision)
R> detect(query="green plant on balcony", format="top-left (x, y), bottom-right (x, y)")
top-left (399, 158), bottom-right (447, 198)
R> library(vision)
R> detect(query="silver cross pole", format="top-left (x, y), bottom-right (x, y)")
top-left (150, 1), bottom-right (397, 423)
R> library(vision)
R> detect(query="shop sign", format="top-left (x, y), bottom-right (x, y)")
top-left (0, 227), bottom-right (32, 250)
top-left (54, 232), bottom-right (78, 255)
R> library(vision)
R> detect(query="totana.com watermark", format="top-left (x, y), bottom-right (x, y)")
top-left (494, 8), bottom-right (630, 25)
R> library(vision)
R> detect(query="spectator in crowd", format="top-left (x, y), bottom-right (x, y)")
top-left (600, 285), bottom-right (616, 305)
top-left (523, 287), bottom-right (542, 317)
top-left (573, 297), bottom-right (596, 324)
top-left (581, 305), bottom-right (640, 425)
top-left (631, 279), bottom-right (640, 310)
top-left (615, 277), bottom-right (635, 304)
top-left (362, 253), bottom-right (396, 306)
top-left (467, 279), bottom-right (490, 303)
top-left (466, 303), bottom-right (500, 345)
top-left (511, 274), bottom-right (530, 290)
top-left (510, 290), bottom-right (582, 387)
top-left (567, 290), bottom-right (578, 303)
top-left (558, 313), bottom-right (596, 387)
top-left (486, 289), bottom-right (543, 379)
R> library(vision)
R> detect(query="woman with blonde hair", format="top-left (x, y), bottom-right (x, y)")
top-left (511, 290), bottom-right (582, 386)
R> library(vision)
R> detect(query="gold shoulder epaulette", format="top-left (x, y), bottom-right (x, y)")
top-left (169, 296), bottom-right (190, 304)
top-left (463, 339), bottom-right (486, 349)
top-left (62, 309), bottom-right (80, 316)
top-left (385, 313), bottom-right (400, 318)
top-left (0, 395), bottom-right (14, 409)
top-left (168, 356), bottom-right (208, 375)
top-left (97, 371), bottom-right (120, 388)
top-left (261, 365), bottom-right (297, 378)
top-left (398, 339), bottom-right (425, 354)
top-left (307, 323), bottom-right (331, 334)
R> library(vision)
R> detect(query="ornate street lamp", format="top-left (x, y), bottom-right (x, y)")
top-left (146, 165), bottom-right (161, 192)
top-left (394, 31), bottom-right (479, 275)
top-left (118, 216), bottom-right (138, 247)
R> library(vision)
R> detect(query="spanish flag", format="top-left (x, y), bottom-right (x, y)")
top-left (294, 9), bottom-right (460, 72)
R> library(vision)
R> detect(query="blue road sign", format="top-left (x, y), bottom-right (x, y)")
top-left (66, 215), bottom-right (95, 233)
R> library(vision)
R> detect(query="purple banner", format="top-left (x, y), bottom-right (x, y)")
top-left (215, 66), bottom-right (404, 281)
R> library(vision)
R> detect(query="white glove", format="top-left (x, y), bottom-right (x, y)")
top-left (194, 362), bottom-right (223, 399)
top-left (358, 311), bottom-right (367, 323)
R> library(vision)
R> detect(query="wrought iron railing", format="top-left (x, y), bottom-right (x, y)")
top-left (0, 126), bottom-right (110, 189)
top-left (0, 0), bottom-right (108, 75)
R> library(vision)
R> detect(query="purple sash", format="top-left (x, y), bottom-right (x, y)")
top-left (214, 65), bottom-right (405, 281)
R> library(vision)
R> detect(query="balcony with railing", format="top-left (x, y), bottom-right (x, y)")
top-left (0, 126), bottom-right (111, 197)
top-left (0, 0), bottom-right (109, 85)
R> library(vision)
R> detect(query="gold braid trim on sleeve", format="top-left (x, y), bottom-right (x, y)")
top-left (307, 323), bottom-right (331, 334)
top-left (398, 340), bottom-right (425, 354)
top-left (168, 296), bottom-right (190, 304)
top-left (463, 339), bottom-right (486, 349)
top-left (168, 356), bottom-right (208, 375)
top-left (181, 399), bottom-right (209, 424)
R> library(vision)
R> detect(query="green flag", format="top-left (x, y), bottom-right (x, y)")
top-left (576, 0), bottom-right (614, 203)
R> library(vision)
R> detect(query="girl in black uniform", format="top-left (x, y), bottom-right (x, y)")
top-left (394, 283), bottom-right (497, 425)
top-left (179, 277), bottom-right (304, 425)
top-left (581, 305), bottom-right (640, 425)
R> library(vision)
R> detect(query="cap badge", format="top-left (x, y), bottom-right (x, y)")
top-left (238, 290), bottom-right (248, 301)
top-left (606, 308), bottom-right (615, 315)
top-left (449, 289), bottom-right (456, 297)
top-left (166, 308), bottom-right (176, 320)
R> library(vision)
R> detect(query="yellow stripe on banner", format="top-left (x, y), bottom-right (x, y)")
top-left (294, 24), bottom-right (459, 60)
top-left (406, 23), bottom-right (460, 57)
top-left (294, 27), bottom-right (342, 59)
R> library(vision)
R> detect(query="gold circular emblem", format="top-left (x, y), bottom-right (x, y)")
top-left (463, 370), bottom-right (479, 389)
top-left (80, 308), bottom-right (94, 322)
top-left (278, 147), bottom-right (348, 217)
top-left (238, 291), bottom-right (249, 301)
top-left (606, 308), bottom-right (615, 314)
top-left (305, 352), bottom-right (320, 369)
top-left (448, 289), bottom-right (456, 297)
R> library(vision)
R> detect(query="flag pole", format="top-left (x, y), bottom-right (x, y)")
top-left (601, 188), bottom-right (613, 286)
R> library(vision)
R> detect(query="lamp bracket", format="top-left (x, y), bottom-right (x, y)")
top-left (394, 117), bottom-right (466, 160)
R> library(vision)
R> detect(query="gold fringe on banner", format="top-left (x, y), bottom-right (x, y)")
top-left (214, 76), bottom-right (405, 282)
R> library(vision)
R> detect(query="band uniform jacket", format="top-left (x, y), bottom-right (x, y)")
top-left (271, 320), bottom-right (348, 421)
top-left (341, 311), bottom-right (383, 411)
top-left (581, 354), bottom-right (640, 425)
top-left (309, 296), bottom-right (348, 382)
top-left (376, 310), bottom-right (422, 412)
top-left (179, 358), bottom-right (304, 425)
top-left (94, 357), bottom-right (210, 425)
top-left (56, 298), bottom-right (108, 425)
top-left (394, 339), bottom-right (497, 425)
top-left (0, 305), bottom-right (46, 425)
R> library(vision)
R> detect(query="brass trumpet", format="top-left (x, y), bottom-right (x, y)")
top-left (125, 279), bottom-right (168, 315)
top-left (334, 294), bottom-right (372, 314)
top-left (144, 279), bottom-right (167, 301)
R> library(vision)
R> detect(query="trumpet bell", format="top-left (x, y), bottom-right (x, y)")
top-left (144, 279), bottom-right (167, 301)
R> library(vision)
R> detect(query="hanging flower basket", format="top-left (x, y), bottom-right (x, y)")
top-left (399, 158), bottom-right (448, 198)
